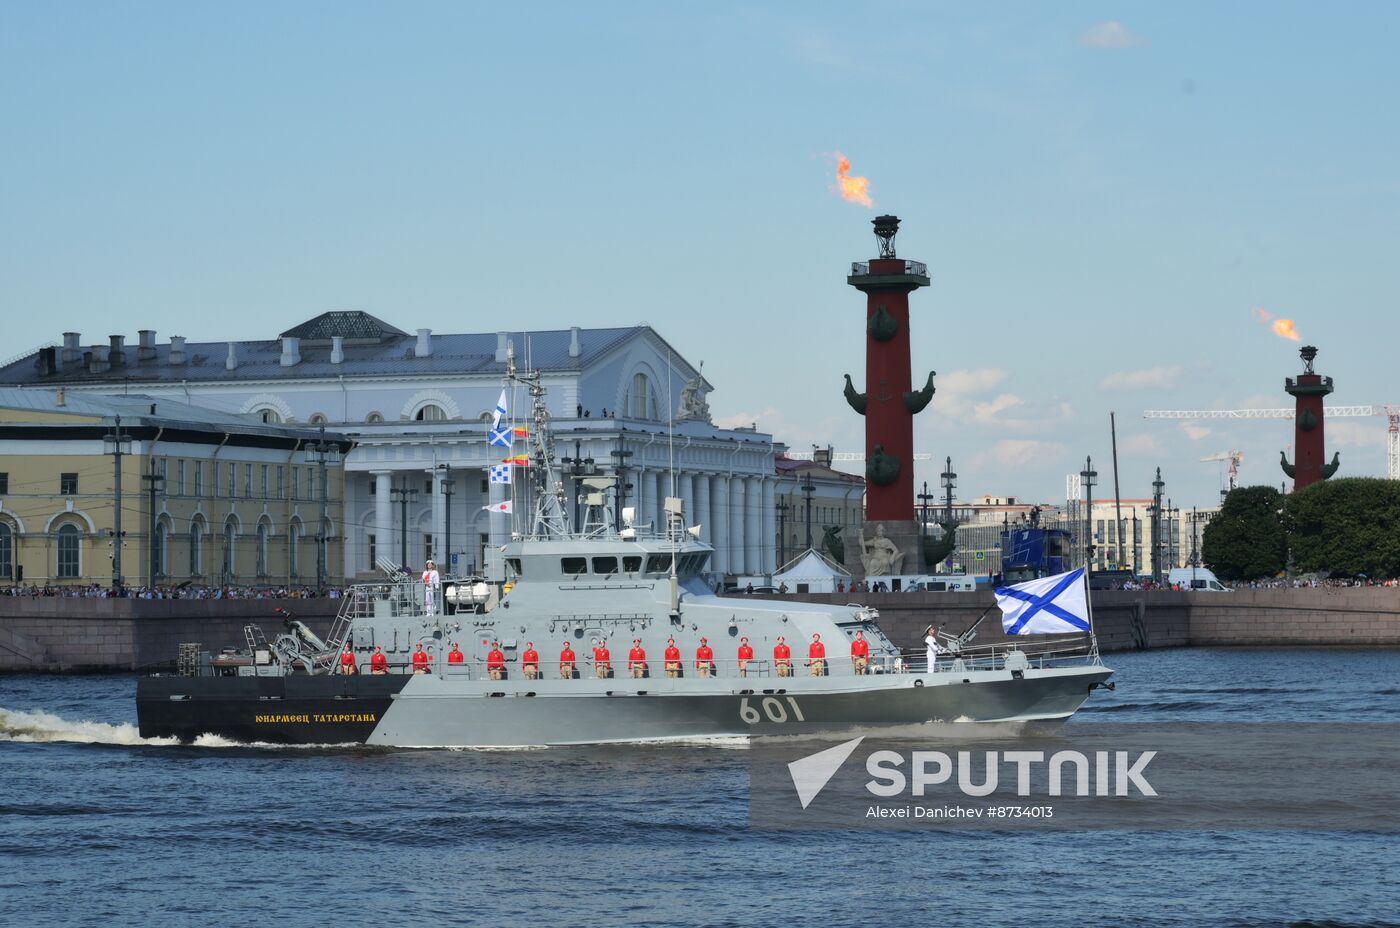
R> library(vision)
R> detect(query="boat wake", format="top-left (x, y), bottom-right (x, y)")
top-left (0, 707), bottom-right (352, 751)
top-left (0, 706), bottom-right (177, 747)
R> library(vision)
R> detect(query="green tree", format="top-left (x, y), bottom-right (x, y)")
top-left (1200, 485), bottom-right (1287, 581)
top-left (1284, 477), bottom-right (1400, 578)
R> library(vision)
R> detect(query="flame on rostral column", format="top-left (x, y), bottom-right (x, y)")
top-left (834, 152), bottom-right (873, 207)
top-left (1252, 306), bottom-right (1302, 342)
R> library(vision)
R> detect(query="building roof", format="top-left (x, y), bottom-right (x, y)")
top-left (774, 456), bottom-right (864, 484)
top-left (0, 389), bottom-right (347, 447)
top-left (0, 317), bottom-right (663, 387)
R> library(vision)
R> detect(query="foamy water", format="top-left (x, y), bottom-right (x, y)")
top-left (0, 706), bottom-right (178, 746)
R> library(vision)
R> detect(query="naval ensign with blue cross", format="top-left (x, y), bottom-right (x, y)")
top-left (994, 568), bottom-right (1093, 636)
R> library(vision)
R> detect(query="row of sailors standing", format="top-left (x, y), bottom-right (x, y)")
top-left (336, 630), bottom-right (899, 678)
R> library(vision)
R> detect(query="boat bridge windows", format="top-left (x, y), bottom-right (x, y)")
top-left (528, 550), bottom-right (709, 580)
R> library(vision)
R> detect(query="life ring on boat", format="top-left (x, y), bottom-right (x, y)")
top-left (913, 679), bottom-right (925, 688)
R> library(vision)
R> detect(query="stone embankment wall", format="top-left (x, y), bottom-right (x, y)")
top-left (0, 599), bottom-right (339, 672)
top-left (2, 589), bottom-right (1397, 672)
top-left (756, 588), bottom-right (1400, 653)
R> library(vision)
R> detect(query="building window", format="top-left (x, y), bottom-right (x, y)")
top-left (367, 533), bottom-right (376, 570)
top-left (276, 466), bottom-right (285, 498)
top-left (154, 523), bottom-right (167, 577)
top-left (256, 522), bottom-right (270, 577)
top-left (288, 522), bottom-right (300, 577)
top-left (308, 413), bottom-right (328, 425)
top-left (368, 479), bottom-right (376, 496)
top-left (223, 520), bottom-right (237, 579)
top-left (244, 464), bottom-right (253, 498)
top-left (259, 409), bottom-right (282, 424)
top-left (189, 520), bottom-right (204, 576)
top-left (366, 412), bottom-right (384, 423)
top-left (628, 373), bottom-right (656, 419)
top-left (415, 404), bottom-right (447, 421)
top-left (56, 524), bottom-right (81, 578)
top-left (176, 460), bottom-right (186, 496)
top-left (0, 522), bottom-right (11, 579)
top-left (260, 465), bottom-right (269, 499)
top-left (0, 473), bottom-right (8, 495)
top-left (227, 463), bottom-right (235, 498)
top-left (60, 473), bottom-right (78, 495)
top-left (291, 468), bottom-right (300, 500)
top-left (423, 534), bottom-right (433, 566)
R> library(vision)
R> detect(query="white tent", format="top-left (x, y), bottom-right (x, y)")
top-left (773, 548), bottom-right (852, 594)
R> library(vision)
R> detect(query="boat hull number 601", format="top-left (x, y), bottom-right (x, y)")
top-left (739, 696), bottom-right (805, 724)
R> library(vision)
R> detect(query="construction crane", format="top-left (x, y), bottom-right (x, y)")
top-left (1144, 407), bottom-right (1400, 480)
top-left (1201, 450), bottom-right (1244, 493)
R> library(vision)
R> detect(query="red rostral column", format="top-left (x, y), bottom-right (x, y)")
top-left (1282, 345), bottom-right (1340, 491)
top-left (845, 216), bottom-right (935, 573)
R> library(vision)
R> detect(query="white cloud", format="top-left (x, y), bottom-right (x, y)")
top-left (930, 368), bottom-right (1010, 418)
top-left (1327, 421), bottom-right (1386, 448)
top-left (1180, 422), bottom-right (1212, 441)
top-left (1119, 434), bottom-right (1166, 457)
top-left (1078, 21), bottom-right (1146, 49)
top-left (970, 393), bottom-right (1023, 423)
top-left (971, 439), bottom-right (1066, 471)
top-left (1099, 366), bottom-right (1183, 391)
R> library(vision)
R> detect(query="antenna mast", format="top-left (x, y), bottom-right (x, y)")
top-left (507, 348), bottom-right (570, 538)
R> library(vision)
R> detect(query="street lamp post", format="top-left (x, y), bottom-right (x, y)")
top-left (141, 459), bottom-right (165, 588)
top-left (102, 415), bottom-right (133, 591)
top-left (1080, 456), bottom-right (1098, 571)
top-left (438, 464), bottom-right (456, 574)
top-left (940, 456), bottom-right (957, 527)
top-left (391, 480), bottom-right (419, 568)
top-left (800, 473), bottom-right (816, 550)
top-left (1150, 467), bottom-right (1165, 585)
top-left (609, 444), bottom-right (634, 532)
top-left (916, 481), bottom-right (934, 540)
top-left (562, 441), bottom-right (597, 532)
top-left (776, 500), bottom-right (790, 567)
top-left (304, 426), bottom-right (340, 591)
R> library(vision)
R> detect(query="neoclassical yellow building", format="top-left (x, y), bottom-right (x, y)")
top-left (0, 389), bottom-right (349, 589)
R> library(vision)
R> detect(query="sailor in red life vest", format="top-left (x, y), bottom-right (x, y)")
top-left (774, 636), bottom-right (792, 677)
top-left (559, 641), bottom-right (577, 679)
top-left (695, 637), bottom-right (715, 678)
top-left (422, 559), bottom-right (441, 617)
top-left (521, 642), bottom-right (540, 680)
top-left (808, 633), bottom-right (826, 676)
top-left (369, 646), bottom-right (388, 675)
top-left (664, 637), bottom-right (682, 678)
top-left (850, 629), bottom-right (870, 675)
top-left (339, 644), bottom-right (357, 675)
top-left (447, 642), bottom-right (465, 666)
top-left (628, 639), bottom-right (648, 679)
top-left (411, 642), bottom-right (431, 674)
top-left (737, 637), bottom-right (754, 677)
top-left (487, 641), bottom-right (506, 680)
top-left (593, 639), bottom-right (612, 678)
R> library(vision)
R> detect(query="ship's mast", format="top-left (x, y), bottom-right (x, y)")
top-left (506, 347), bottom-right (570, 538)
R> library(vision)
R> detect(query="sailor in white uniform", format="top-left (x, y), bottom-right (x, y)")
top-left (924, 624), bottom-right (940, 673)
top-left (423, 559), bottom-right (441, 616)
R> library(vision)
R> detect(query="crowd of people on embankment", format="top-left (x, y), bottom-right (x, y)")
top-left (1, 584), bottom-right (345, 600)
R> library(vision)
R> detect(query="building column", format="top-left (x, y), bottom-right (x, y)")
top-left (711, 475), bottom-right (729, 576)
top-left (761, 477), bottom-right (777, 574)
top-left (373, 471), bottom-right (393, 571)
top-left (646, 471), bottom-right (663, 531)
top-left (729, 476), bottom-right (745, 576)
top-left (745, 476), bottom-right (763, 575)
top-left (694, 473), bottom-right (711, 568)
top-left (677, 473), bottom-right (694, 532)
top-left (430, 469), bottom-right (445, 564)
top-left (488, 465), bottom-right (507, 581)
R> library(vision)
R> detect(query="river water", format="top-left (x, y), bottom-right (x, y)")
top-left (3, 648), bottom-right (1398, 927)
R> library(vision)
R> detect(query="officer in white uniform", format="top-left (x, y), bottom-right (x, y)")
top-left (423, 559), bottom-right (441, 616)
top-left (924, 624), bottom-right (940, 673)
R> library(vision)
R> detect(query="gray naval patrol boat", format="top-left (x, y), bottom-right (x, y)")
top-left (138, 360), bottom-right (1113, 747)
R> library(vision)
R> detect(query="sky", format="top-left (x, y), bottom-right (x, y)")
top-left (2, 2), bottom-right (1397, 509)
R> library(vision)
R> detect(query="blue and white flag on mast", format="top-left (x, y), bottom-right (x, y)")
top-left (490, 389), bottom-right (508, 430)
top-left (995, 568), bottom-right (1092, 635)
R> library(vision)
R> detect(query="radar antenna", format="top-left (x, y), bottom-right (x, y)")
top-left (506, 348), bottom-right (570, 538)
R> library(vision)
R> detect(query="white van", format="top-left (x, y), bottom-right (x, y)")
top-left (864, 574), bottom-right (977, 593)
top-left (1167, 568), bottom-right (1232, 592)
